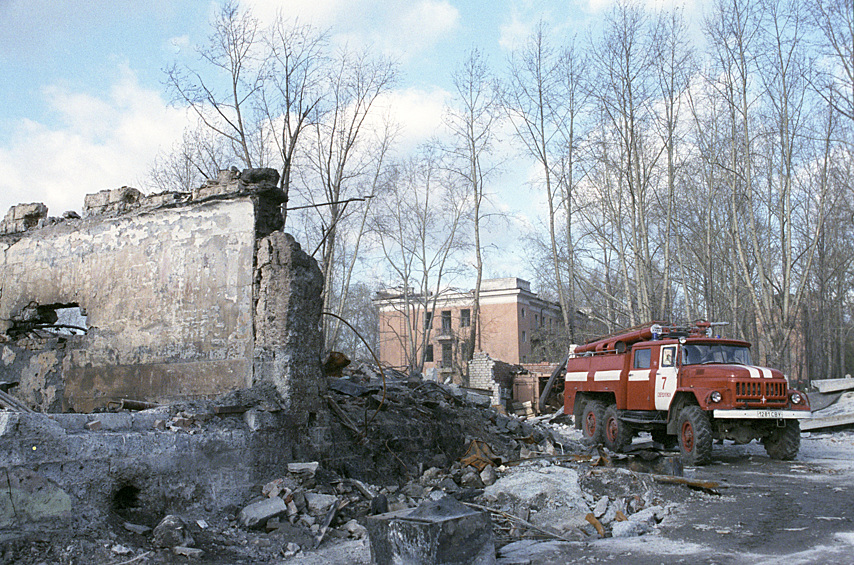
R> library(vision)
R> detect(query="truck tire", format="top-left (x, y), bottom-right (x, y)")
top-left (763, 420), bottom-right (800, 460)
top-left (652, 429), bottom-right (678, 449)
top-left (604, 405), bottom-right (633, 452)
top-left (582, 400), bottom-right (606, 444)
top-left (678, 405), bottom-right (713, 465)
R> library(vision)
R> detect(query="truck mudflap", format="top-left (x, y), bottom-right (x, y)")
top-left (712, 409), bottom-right (811, 419)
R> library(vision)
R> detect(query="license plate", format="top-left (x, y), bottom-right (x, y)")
top-left (756, 411), bottom-right (781, 418)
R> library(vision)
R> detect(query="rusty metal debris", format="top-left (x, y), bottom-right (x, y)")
top-left (460, 439), bottom-right (502, 471)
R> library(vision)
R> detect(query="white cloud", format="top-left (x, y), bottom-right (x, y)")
top-left (245, 0), bottom-right (458, 60)
top-left (0, 66), bottom-right (189, 217)
top-left (244, 0), bottom-right (346, 27)
top-left (382, 1), bottom-right (460, 59)
top-left (499, 12), bottom-right (533, 51)
top-left (168, 34), bottom-right (191, 54)
top-left (370, 87), bottom-right (451, 154)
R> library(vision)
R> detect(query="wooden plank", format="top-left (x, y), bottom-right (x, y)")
top-left (812, 378), bottom-right (854, 393)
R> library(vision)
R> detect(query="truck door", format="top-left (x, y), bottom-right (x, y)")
top-left (627, 347), bottom-right (654, 410)
top-left (654, 344), bottom-right (678, 410)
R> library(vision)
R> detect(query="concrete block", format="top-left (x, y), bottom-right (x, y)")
top-left (238, 497), bottom-right (287, 529)
top-left (365, 494), bottom-right (495, 565)
top-left (0, 412), bottom-right (19, 437)
top-left (304, 492), bottom-right (338, 515)
top-left (91, 412), bottom-right (132, 430)
top-left (466, 392), bottom-right (492, 408)
top-left (288, 461), bottom-right (319, 475)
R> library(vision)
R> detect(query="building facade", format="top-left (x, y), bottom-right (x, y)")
top-left (376, 277), bottom-right (562, 381)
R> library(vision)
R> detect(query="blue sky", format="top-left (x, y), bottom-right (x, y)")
top-left (0, 0), bottom-right (700, 281)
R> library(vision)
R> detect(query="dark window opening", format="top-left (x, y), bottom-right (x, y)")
top-left (8, 302), bottom-right (89, 338)
top-left (425, 344), bottom-right (434, 363)
top-left (460, 309), bottom-right (471, 328)
top-left (424, 311), bottom-right (432, 330)
top-left (441, 310), bottom-right (452, 333)
top-left (441, 343), bottom-right (453, 367)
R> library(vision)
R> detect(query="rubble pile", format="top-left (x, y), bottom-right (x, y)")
top-left (0, 366), bottom-right (707, 564)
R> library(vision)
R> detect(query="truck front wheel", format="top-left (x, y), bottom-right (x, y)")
top-left (582, 400), bottom-right (606, 444)
top-left (678, 405), bottom-right (713, 465)
top-left (604, 405), bottom-right (633, 452)
top-left (763, 420), bottom-right (800, 460)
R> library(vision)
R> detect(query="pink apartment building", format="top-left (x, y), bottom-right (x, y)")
top-left (375, 277), bottom-right (562, 380)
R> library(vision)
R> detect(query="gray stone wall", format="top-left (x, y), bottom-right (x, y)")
top-left (0, 410), bottom-right (318, 530)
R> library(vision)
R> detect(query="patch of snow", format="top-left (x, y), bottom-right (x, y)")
top-left (483, 461), bottom-right (590, 531)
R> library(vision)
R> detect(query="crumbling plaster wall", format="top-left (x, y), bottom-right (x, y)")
top-left (0, 168), bottom-right (324, 415)
top-left (2, 199), bottom-right (256, 412)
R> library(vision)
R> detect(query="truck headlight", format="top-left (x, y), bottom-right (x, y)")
top-left (710, 391), bottom-right (722, 403)
top-left (790, 392), bottom-right (802, 405)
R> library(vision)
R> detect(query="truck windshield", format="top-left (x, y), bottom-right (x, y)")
top-left (682, 344), bottom-right (751, 365)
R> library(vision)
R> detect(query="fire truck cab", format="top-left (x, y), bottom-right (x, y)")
top-left (564, 321), bottom-right (811, 465)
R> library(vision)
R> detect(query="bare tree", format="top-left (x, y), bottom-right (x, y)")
top-left (260, 15), bottom-right (328, 223)
top-left (651, 7), bottom-right (695, 318)
top-left (811, 0), bottom-right (854, 123)
top-left (301, 46), bottom-right (397, 350)
top-left (373, 147), bottom-right (469, 374)
top-left (445, 48), bottom-right (502, 357)
top-left (165, 1), bottom-right (265, 168)
top-left (148, 123), bottom-right (230, 193)
top-left (503, 21), bottom-right (575, 334)
top-left (589, 1), bottom-right (661, 324)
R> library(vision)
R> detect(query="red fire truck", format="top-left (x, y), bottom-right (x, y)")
top-left (564, 321), bottom-right (811, 464)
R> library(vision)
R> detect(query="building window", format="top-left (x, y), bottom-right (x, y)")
top-left (534, 314), bottom-right (539, 326)
top-left (424, 311), bottom-right (432, 329)
top-left (460, 309), bottom-right (471, 328)
top-left (522, 330), bottom-right (527, 343)
top-left (441, 310), bottom-right (452, 333)
top-left (442, 343), bottom-right (453, 367)
top-left (425, 344), bottom-right (434, 363)
top-left (521, 308), bottom-right (525, 318)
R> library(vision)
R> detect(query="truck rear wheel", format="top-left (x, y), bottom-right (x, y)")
top-left (678, 405), bottom-right (713, 465)
top-left (763, 420), bottom-right (800, 460)
top-left (582, 400), bottom-right (606, 444)
top-left (604, 405), bottom-right (633, 452)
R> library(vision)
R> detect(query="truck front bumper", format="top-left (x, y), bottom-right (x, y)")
top-left (712, 409), bottom-right (811, 419)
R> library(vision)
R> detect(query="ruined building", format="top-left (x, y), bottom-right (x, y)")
top-left (0, 168), bottom-right (322, 420)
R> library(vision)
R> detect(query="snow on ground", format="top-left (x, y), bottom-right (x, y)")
top-left (483, 461), bottom-right (591, 531)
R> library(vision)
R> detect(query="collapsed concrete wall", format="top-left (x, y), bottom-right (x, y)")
top-left (0, 168), bottom-right (323, 416)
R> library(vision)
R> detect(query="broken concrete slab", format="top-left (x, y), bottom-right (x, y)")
top-left (812, 378), bottom-right (854, 394)
top-left (801, 413), bottom-right (854, 431)
top-left (239, 497), bottom-right (287, 529)
top-left (305, 492), bottom-right (339, 516)
top-left (366, 495), bottom-right (495, 565)
top-left (803, 390), bottom-right (854, 430)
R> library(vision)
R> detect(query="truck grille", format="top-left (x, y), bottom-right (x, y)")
top-left (735, 380), bottom-right (786, 406)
